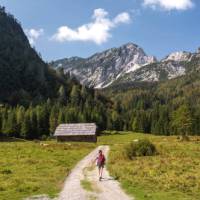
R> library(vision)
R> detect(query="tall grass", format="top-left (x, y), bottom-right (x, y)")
top-left (99, 132), bottom-right (200, 200)
top-left (0, 141), bottom-right (95, 200)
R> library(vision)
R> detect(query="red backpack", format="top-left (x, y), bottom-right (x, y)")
top-left (98, 154), bottom-right (105, 164)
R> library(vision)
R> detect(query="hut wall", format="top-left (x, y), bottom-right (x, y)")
top-left (57, 135), bottom-right (97, 143)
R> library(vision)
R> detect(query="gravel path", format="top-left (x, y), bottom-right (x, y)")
top-left (58, 145), bottom-right (133, 200)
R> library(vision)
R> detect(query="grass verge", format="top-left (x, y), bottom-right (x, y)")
top-left (81, 179), bottom-right (93, 192)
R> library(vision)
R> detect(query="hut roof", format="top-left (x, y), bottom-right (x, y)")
top-left (54, 123), bottom-right (97, 136)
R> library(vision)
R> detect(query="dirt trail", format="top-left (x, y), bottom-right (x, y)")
top-left (58, 145), bottom-right (133, 200)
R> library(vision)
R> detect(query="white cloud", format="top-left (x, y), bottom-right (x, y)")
top-left (25, 28), bottom-right (44, 45)
top-left (143, 0), bottom-right (194, 11)
top-left (113, 12), bottom-right (131, 24)
top-left (52, 8), bottom-right (131, 45)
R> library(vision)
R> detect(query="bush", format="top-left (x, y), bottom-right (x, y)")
top-left (125, 139), bottom-right (157, 159)
top-left (101, 131), bottom-right (120, 135)
top-left (41, 135), bottom-right (47, 141)
top-left (177, 135), bottom-right (190, 142)
top-left (1, 169), bottom-right (12, 174)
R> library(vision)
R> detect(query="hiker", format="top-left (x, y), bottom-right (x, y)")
top-left (95, 150), bottom-right (106, 181)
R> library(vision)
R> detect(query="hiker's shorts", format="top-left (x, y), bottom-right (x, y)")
top-left (97, 163), bottom-right (104, 169)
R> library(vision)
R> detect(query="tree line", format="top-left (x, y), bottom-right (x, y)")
top-left (0, 83), bottom-right (112, 139)
top-left (1, 89), bottom-right (199, 139)
top-left (104, 69), bottom-right (200, 136)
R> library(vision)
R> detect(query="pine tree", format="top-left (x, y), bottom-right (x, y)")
top-left (4, 109), bottom-right (17, 136)
top-left (29, 108), bottom-right (38, 139)
top-left (81, 85), bottom-right (88, 102)
top-left (1, 108), bottom-right (7, 135)
top-left (111, 111), bottom-right (121, 130)
top-left (36, 105), bottom-right (49, 136)
top-left (21, 111), bottom-right (31, 138)
top-left (70, 85), bottom-right (80, 106)
top-left (49, 106), bottom-right (58, 134)
top-left (58, 85), bottom-right (67, 105)
top-left (171, 105), bottom-right (193, 139)
top-left (16, 106), bottom-right (25, 137)
top-left (0, 108), bottom-right (2, 134)
top-left (58, 109), bottom-right (65, 124)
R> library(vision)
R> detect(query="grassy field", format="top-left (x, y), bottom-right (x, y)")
top-left (99, 132), bottom-right (200, 200)
top-left (0, 139), bottom-right (95, 200)
top-left (1, 133), bottom-right (200, 200)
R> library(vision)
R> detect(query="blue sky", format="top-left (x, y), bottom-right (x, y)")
top-left (0, 0), bottom-right (200, 61)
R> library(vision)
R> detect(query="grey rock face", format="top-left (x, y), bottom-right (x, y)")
top-left (51, 43), bottom-right (157, 88)
top-left (162, 51), bottom-right (192, 62)
top-left (51, 43), bottom-right (198, 88)
top-left (113, 60), bottom-right (186, 85)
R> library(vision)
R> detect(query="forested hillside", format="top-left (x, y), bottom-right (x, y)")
top-left (103, 57), bottom-right (200, 135)
top-left (0, 6), bottom-right (111, 139)
top-left (0, 6), bottom-right (60, 105)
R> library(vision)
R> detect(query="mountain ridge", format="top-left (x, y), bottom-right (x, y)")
top-left (51, 43), bottom-right (200, 88)
top-left (51, 43), bottom-right (157, 88)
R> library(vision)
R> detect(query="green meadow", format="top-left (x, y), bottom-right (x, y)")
top-left (0, 139), bottom-right (95, 200)
top-left (1, 133), bottom-right (200, 200)
top-left (100, 132), bottom-right (200, 200)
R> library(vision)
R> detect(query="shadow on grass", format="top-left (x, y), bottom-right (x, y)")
top-left (100, 177), bottom-right (119, 181)
top-left (100, 131), bottom-right (127, 136)
top-left (0, 136), bottom-right (26, 142)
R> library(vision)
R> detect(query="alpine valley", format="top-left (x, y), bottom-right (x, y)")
top-left (1, 4), bottom-right (200, 139)
top-left (51, 43), bottom-right (200, 88)
top-left (1, 3), bottom-right (200, 200)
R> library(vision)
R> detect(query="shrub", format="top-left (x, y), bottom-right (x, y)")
top-left (41, 135), bottom-right (47, 141)
top-left (111, 131), bottom-right (119, 135)
top-left (125, 139), bottom-right (157, 159)
top-left (177, 135), bottom-right (190, 142)
top-left (101, 131), bottom-right (119, 135)
top-left (0, 186), bottom-right (5, 191)
top-left (1, 169), bottom-right (12, 174)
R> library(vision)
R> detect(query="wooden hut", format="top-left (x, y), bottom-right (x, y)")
top-left (54, 123), bottom-right (97, 142)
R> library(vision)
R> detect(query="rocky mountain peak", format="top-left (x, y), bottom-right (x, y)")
top-left (122, 42), bottom-right (139, 49)
top-left (162, 51), bottom-right (192, 62)
top-left (51, 43), bottom-right (157, 88)
top-left (197, 47), bottom-right (200, 54)
top-left (68, 56), bottom-right (83, 61)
